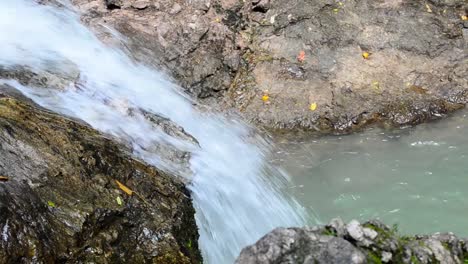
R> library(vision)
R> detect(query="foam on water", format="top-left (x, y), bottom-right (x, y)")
top-left (0, 1), bottom-right (306, 262)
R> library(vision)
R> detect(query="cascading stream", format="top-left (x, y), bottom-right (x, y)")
top-left (0, 1), bottom-right (307, 263)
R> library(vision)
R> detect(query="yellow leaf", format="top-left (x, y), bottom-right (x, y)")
top-left (462, 15), bottom-right (468, 21)
top-left (116, 196), bottom-right (123, 206)
top-left (338, 2), bottom-right (343, 6)
top-left (362, 52), bottom-right (370, 59)
top-left (309, 102), bottom-right (317, 111)
top-left (372, 81), bottom-right (380, 90)
top-left (333, 8), bottom-right (339, 13)
top-left (0, 176), bottom-right (8, 182)
top-left (262, 95), bottom-right (269, 102)
top-left (47, 201), bottom-right (56, 207)
top-left (115, 180), bottom-right (133, 196)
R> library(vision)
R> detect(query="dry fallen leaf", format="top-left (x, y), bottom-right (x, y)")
top-left (362, 52), bottom-right (370, 59)
top-left (0, 176), bottom-right (8, 182)
top-left (425, 4), bottom-right (432, 13)
top-left (115, 180), bottom-right (133, 196)
top-left (309, 102), bottom-right (317, 111)
top-left (297, 50), bottom-right (306, 63)
top-left (462, 15), bottom-right (468, 21)
top-left (372, 81), bottom-right (380, 90)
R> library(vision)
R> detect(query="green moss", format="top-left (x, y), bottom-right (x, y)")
top-left (187, 239), bottom-right (192, 250)
top-left (410, 255), bottom-right (421, 264)
top-left (441, 241), bottom-right (450, 250)
top-left (367, 251), bottom-right (383, 264)
top-left (322, 227), bottom-right (337, 237)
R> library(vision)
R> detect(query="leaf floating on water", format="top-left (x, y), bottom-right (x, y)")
top-left (309, 102), bottom-right (317, 111)
top-left (47, 201), bottom-right (56, 207)
top-left (0, 176), bottom-right (8, 182)
top-left (116, 196), bottom-right (123, 206)
top-left (297, 50), bottom-right (306, 63)
top-left (115, 180), bottom-right (133, 196)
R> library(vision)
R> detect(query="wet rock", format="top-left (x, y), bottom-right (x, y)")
top-left (70, 0), bottom-right (241, 99)
top-left (236, 219), bottom-right (468, 264)
top-left (0, 85), bottom-right (202, 263)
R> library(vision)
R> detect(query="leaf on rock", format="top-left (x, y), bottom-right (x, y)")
top-left (425, 4), bottom-right (432, 13)
top-left (115, 180), bottom-right (133, 196)
top-left (362, 52), bottom-right (370, 59)
top-left (309, 102), bottom-right (317, 111)
top-left (116, 196), bottom-right (123, 206)
top-left (372, 81), bottom-right (380, 90)
top-left (297, 50), bottom-right (306, 63)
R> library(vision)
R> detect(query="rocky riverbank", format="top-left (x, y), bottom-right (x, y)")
top-left (0, 86), bottom-right (202, 263)
top-left (65, 0), bottom-right (466, 133)
top-left (236, 219), bottom-right (468, 264)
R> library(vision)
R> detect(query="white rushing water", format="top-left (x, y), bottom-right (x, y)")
top-left (0, 0), bottom-right (306, 262)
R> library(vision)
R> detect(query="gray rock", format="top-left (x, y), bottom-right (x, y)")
top-left (235, 227), bottom-right (366, 264)
top-left (236, 219), bottom-right (468, 264)
top-left (65, 0), bottom-right (468, 133)
top-left (347, 219), bottom-right (364, 242)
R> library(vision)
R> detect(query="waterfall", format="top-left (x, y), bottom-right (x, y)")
top-left (0, 1), bottom-right (306, 262)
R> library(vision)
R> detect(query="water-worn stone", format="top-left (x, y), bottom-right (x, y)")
top-left (236, 219), bottom-right (468, 264)
top-left (60, 0), bottom-right (468, 133)
top-left (0, 85), bottom-right (202, 263)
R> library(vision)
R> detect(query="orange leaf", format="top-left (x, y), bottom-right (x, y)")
top-left (115, 180), bottom-right (133, 196)
top-left (297, 50), bottom-right (306, 63)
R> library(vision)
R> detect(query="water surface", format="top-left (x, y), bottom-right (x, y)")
top-left (273, 112), bottom-right (468, 236)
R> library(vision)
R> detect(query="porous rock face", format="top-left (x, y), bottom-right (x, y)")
top-left (63, 0), bottom-right (467, 133)
top-left (0, 86), bottom-right (202, 263)
top-left (236, 219), bottom-right (468, 264)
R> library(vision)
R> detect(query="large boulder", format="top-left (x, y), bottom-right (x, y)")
top-left (234, 0), bottom-right (468, 132)
top-left (62, 0), bottom-right (467, 133)
top-left (0, 85), bottom-right (202, 263)
top-left (236, 219), bottom-right (468, 264)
